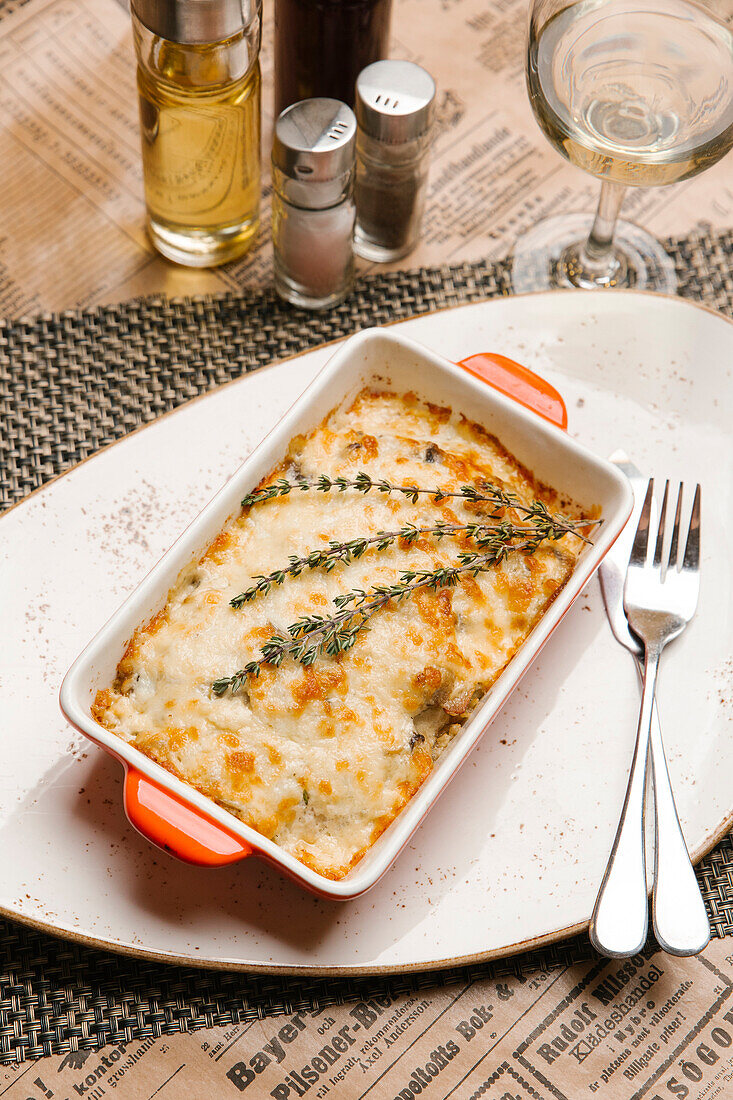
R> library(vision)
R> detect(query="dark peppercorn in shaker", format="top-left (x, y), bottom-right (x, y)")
top-left (354, 60), bottom-right (436, 263)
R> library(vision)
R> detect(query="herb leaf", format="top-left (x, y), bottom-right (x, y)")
top-left (229, 518), bottom-right (572, 608)
top-left (241, 472), bottom-right (597, 543)
top-left (214, 537), bottom-right (555, 694)
top-left (210, 471), bottom-right (598, 695)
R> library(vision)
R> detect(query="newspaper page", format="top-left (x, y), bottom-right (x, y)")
top-left (0, 0), bottom-right (731, 315)
top-left (2, 936), bottom-right (733, 1097)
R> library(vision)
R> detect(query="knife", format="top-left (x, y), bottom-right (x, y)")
top-left (591, 451), bottom-right (710, 957)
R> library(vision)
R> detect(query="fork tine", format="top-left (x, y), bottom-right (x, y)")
top-left (653, 480), bottom-right (669, 567)
top-left (629, 478), bottom-right (654, 566)
top-left (682, 484), bottom-right (701, 571)
top-left (668, 483), bottom-right (683, 570)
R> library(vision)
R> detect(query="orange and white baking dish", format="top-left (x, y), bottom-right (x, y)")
top-left (60, 328), bottom-right (632, 899)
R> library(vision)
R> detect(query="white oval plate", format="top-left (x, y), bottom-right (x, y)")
top-left (1, 290), bottom-right (731, 974)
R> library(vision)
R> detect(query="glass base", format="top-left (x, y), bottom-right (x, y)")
top-left (353, 227), bottom-right (415, 263)
top-left (147, 215), bottom-right (259, 268)
top-left (511, 214), bottom-right (678, 294)
top-left (274, 271), bottom-right (352, 311)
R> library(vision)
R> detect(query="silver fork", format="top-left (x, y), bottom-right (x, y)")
top-left (590, 478), bottom-right (710, 958)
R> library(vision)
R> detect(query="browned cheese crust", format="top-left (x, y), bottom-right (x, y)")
top-left (93, 389), bottom-right (589, 879)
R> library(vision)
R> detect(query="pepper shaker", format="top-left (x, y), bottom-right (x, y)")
top-left (354, 60), bottom-right (436, 263)
top-left (272, 99), bottom-right (357, 310)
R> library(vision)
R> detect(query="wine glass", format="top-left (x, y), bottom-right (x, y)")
top-left (512, 0), bottom-right (733, 293)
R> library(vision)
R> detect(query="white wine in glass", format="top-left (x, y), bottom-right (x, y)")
top-left (512, 0), bottom-right (733, 292)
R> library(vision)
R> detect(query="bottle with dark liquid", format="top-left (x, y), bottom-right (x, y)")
top-left (274, 0), bottom-right (393, 116)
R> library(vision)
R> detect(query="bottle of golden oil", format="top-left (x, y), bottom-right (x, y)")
top-left (131, 0), bottom-right (262, 267)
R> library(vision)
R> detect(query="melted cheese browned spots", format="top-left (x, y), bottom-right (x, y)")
top-left (290, 665), bottom-right (346, 709)
top-left (414, 665), bottom-right (444, 693)
top-left (344, 431), bottom-right (379, 461)
top-left (93, 389), bottom-right (587, 880)
top-left (227, 750), bottom-right (256, 774)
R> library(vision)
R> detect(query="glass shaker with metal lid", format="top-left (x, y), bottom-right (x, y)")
top-left (271, 98), bottom-right (357, 310)
top-left (354, 60), bottom-right (436, 262)
top-left (132, 0), bottom-right (262, 267)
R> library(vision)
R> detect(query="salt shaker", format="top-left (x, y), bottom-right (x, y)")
top-left (354, 60), bottom-right (436, 263)
top-left (272, 99), bottom-right (357, 310)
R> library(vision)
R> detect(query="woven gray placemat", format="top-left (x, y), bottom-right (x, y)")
top-left (2, 228), bottom-right (732, 512)
top-left (0, 232), bottom-right (731, 1063)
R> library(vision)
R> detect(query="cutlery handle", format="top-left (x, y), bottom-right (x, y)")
top-left (590, 646), bottom-right (660, 957)
top-left (647, 692), bottom-right (711, 956)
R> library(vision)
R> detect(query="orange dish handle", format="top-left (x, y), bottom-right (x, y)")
top-left (457, 352), bottom-right (567, 430)
top-left (124, 767), bottom-right (252, 866)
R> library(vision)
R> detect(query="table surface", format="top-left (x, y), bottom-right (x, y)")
top-left (0, 0), bottom-right (731, 315)
top-left (0, 0), bottom-right (732, 1086)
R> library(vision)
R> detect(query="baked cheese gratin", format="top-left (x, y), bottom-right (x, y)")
top-left (93, 389), bottom-right (589, 879)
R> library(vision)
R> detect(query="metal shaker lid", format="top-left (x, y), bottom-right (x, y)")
top-left (131, 0), bottom-right (260, 44)
top-left (273, 99), bottom-right (357, 183)
top-left (272, 99), bottom-right (356, 208)
top-left (356, 60), bottom-right (436, 143)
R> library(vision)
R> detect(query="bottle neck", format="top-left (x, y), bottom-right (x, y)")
top-left (132, 10), bottom-right (261, 90)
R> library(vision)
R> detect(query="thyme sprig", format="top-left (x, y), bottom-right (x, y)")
top-left (241, 472), bottom-right (594, 543)
top-left (211, 469), bottom-right (598, 695)
top-left (212, 538), bottom-right (545, 695)
top-left (230, 519), bottom-right (564, 608)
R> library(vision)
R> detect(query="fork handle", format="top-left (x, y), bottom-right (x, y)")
top-left (647, 691), bottom-right (711, 955)
top-left (590, 645), bottom-right (660, 957)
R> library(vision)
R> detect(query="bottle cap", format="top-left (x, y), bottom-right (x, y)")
top-left (273, 99), bottom-right (356, 208)
top-left (356, 60), bottom-right (436, 143)
top-left (132, 0), bottom-right (259, 44)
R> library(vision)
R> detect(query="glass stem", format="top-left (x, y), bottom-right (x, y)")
top-left (581, 180), bottom-right (627, 272)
